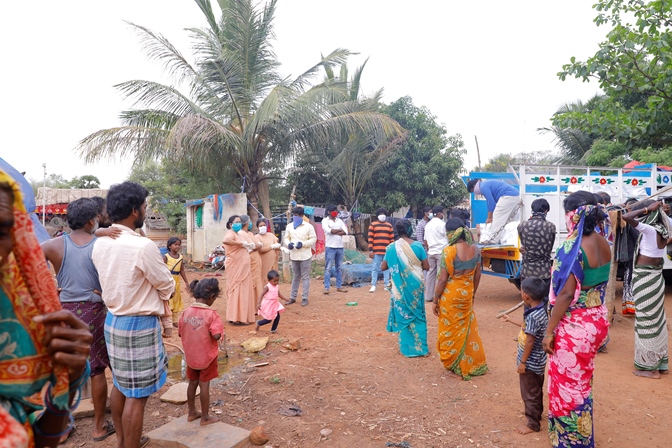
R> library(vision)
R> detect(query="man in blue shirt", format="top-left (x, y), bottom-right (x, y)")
top-left (467, 179), bottom-right (520, 244)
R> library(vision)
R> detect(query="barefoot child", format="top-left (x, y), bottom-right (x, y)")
top-left (163, 237), bottom-right (189, 336)
top-left (179, 278), bottom-right (224, 426)
top-left (500, 277), bottom-right (549, 434)
top-left (256, 270), bottom-right (289, 333)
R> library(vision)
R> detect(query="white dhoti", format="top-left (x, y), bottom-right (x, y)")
top-left (486, 195), bottom-right (521, 244)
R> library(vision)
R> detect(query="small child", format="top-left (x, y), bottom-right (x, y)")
top-left (256, 270), bottom-right (289, 333)
top-left (178, 278), bottom-right (224, 426)
top-left (500, 277), bottom-right (549, 435)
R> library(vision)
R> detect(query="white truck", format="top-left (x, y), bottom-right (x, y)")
top-left (464, 164), bottom-right (672, 288)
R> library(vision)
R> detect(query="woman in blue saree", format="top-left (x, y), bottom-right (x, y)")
top-left (381, 220), bottom-right (430, 357)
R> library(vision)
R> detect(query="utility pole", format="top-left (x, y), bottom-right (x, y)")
top-left (475, 136), bottom-right (482, 171)
top-left (42, 163), bottom-right (46, 226)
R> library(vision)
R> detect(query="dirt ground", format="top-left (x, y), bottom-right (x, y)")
top-left (63, 267), bottom-right (672, 448)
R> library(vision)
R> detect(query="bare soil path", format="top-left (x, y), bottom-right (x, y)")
top-left (64, 271), bottom-right (671, 447)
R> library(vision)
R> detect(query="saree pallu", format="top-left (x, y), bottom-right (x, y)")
top-left (384, 240), bottom-right (428, 357)
top-left (436, 245), bottom-right (487, 379)
top-left (632, 263), bottom-right (669, 371)
top-left (0, 170), bottom-right (69, 447)
top-left (104, 313), bottom-right (167, 398)
top-left (548, 283), bottom-right (609, 448)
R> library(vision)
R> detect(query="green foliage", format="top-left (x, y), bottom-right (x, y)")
top-left (540, 97), bottom-right (603, 163)
top-left (581, 139), bottom-right (629, 166)
top-left (76, 0), bottom-right (403, 226)
top-left (358, 96), bottom-right (466, 212)
top-left (481, 151), bottom-right (553, 172)
top-left (68, 175), bottom-right (100, 189)
top-left (631, 147), bottom-right (672, 166)
top-left (556, 0), bottom-right (672, 150)
top-left (127, 160), bottom-right (229, 234)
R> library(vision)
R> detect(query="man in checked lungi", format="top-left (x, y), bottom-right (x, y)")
top-left (41, 197), bottom-right (117, 442)
top-left (92, 182), bottom-right (175, 448)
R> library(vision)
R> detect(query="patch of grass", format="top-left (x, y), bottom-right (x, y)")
top-left (269, 374), bottom-right (282, 384)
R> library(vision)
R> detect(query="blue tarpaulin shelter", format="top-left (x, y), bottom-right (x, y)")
top-left (0, 157), bottom-right (50, 243)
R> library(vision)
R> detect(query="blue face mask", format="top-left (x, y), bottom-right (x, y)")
top-left (248, 222), bottom-right (253, 230)
top-left (232, 223), bottom-right (242, 232)
top-left (293, 216), bottom-right (303, 229)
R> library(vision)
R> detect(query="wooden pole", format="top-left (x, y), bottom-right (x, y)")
top-left (475, 135), bottom-right (482, 170)
top-left (495, 301), bottom-right (524, 319)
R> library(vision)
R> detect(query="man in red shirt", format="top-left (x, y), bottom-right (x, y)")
top-left (368, 208), bottom-right (394, 292)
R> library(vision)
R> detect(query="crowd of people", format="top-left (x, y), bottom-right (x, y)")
top-left (1, 164), bottom-right (670, 448)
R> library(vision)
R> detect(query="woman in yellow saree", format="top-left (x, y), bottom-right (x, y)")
top-left (433, 218), bottom-right (487, 380)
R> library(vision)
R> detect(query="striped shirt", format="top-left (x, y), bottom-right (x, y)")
top-left (517, 303), bottom-right (548, 375)
top-left (368, 221), bottom-right (394, 255)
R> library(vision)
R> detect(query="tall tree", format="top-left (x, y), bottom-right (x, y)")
top-left (538, 97), bottom-right (601, 163)
top-left (359, 96), bottom-right (465, 214)
top-left (555, 0), bottom-right (672, 151)
top-left (76, 0), bottom-right (402, 224)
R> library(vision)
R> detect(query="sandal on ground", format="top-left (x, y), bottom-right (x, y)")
top-left (93, 420), bottom-right (116, 442)
top-left (59, 424), bottom-right (76, 444)
top-left (140, 435), bottom-right (150, 448)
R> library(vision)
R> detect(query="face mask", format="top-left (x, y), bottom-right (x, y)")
top-left (428, 213), bottom-right (434, 219)
top-left (378, 215), bottom-right (386, 222)
top-left (330, 211), bottom-right (338, 218)
top-left (293, 216), bottom-right (303, 228)
top-left (232, 223), bottom-right (242, 232)
top-left (259, 226), bottom-right (267, 235)
top-left (248, 222), bottom-right (253, 230)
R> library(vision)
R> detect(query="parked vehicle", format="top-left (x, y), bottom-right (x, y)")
top-left (463, 164), bottom-right (672, 289)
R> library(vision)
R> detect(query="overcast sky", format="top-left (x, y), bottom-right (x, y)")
top-left (1, 0), bottom-right (605, 189)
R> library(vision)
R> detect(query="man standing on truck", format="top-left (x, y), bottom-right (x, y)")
top-left (467, 178), bottom-right (520, 245)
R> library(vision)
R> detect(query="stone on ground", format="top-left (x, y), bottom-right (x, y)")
top-left (160, 382), bottom-right (199, 405)
top-left (241, 336), bottom-right (269, 352)
top-left (249, 425), bottom-right (269, 445)
top-left (146, 415), bottom-right (250, 448)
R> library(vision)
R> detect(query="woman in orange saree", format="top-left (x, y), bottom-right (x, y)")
top-left (433, 218), bottom-right (487, 380)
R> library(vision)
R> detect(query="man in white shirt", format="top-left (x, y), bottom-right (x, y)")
top-left (92, 182), bottom-right (174, 448)
top-left (322, 204), bottom-right (348, 295)
top-left (423, 205), bottom-right (448, 302)
top-left (284, 207), bottom-right (317, 306)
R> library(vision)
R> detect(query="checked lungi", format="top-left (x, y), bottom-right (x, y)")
top-left (104, 313), bottom-right (167, 398)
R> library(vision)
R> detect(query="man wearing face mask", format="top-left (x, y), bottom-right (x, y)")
top-left (284, 207), bottom-right (317, 306)
top-left (423, 205), bottom-right (448, 302)
top-left (40, 198), bottom-right (116, 442)
top-left (416, 206), bottom-right (432, 251)
top-left (368, 208), bottom-right (395, 293)
top-left (322, 204), bottom-right (349, 295)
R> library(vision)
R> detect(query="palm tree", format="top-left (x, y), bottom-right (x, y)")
top-left (537, 95), bottom-right (603, 164)
top-left (76, 0), bottom-right (403, 224)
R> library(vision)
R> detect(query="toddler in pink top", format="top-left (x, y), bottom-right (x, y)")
top-left (179, 278), bottom-right (224, 426)
top-left (256, 270), bottom-right (290, 333)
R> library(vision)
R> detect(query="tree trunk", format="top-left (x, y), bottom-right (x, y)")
top-left (256, 177), bottom-right (273, 227)
top-left (353, 218), bottom-right (369, 251)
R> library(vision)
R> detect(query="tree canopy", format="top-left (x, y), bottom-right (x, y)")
top-left (76, 0), bottom-right (403, 225)
top-left (555, 0), bottom-right (672, 154)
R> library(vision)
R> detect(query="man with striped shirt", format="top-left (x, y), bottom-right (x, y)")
top-left (368, 208), bottom-right (394, 293)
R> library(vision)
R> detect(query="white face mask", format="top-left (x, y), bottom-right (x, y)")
top-left (428, 212), bottom-right (434, 219)
top-left (259, 226), bottom-right (267, 235)
top-left (378, 215), bottom-right (386, 222)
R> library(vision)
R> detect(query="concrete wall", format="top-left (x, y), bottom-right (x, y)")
top-left (186, 193), bottom-right (248, 262)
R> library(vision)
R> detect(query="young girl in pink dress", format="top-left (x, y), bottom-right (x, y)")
top-left (256, 270), bottom-right (289, 333)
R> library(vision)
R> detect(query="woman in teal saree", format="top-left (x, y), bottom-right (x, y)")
top-left (381, 220), bottom-right (430, 357)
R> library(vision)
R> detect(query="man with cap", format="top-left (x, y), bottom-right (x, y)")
top-left (283, 207), bottom-right (317, 306)
top-left (423, 206), bottom-right (448, 302)
top-left (322, 204), bottom-right (348, 295)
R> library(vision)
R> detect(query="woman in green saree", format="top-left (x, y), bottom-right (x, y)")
top-left (381, 220), bottom-right (429, 357)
